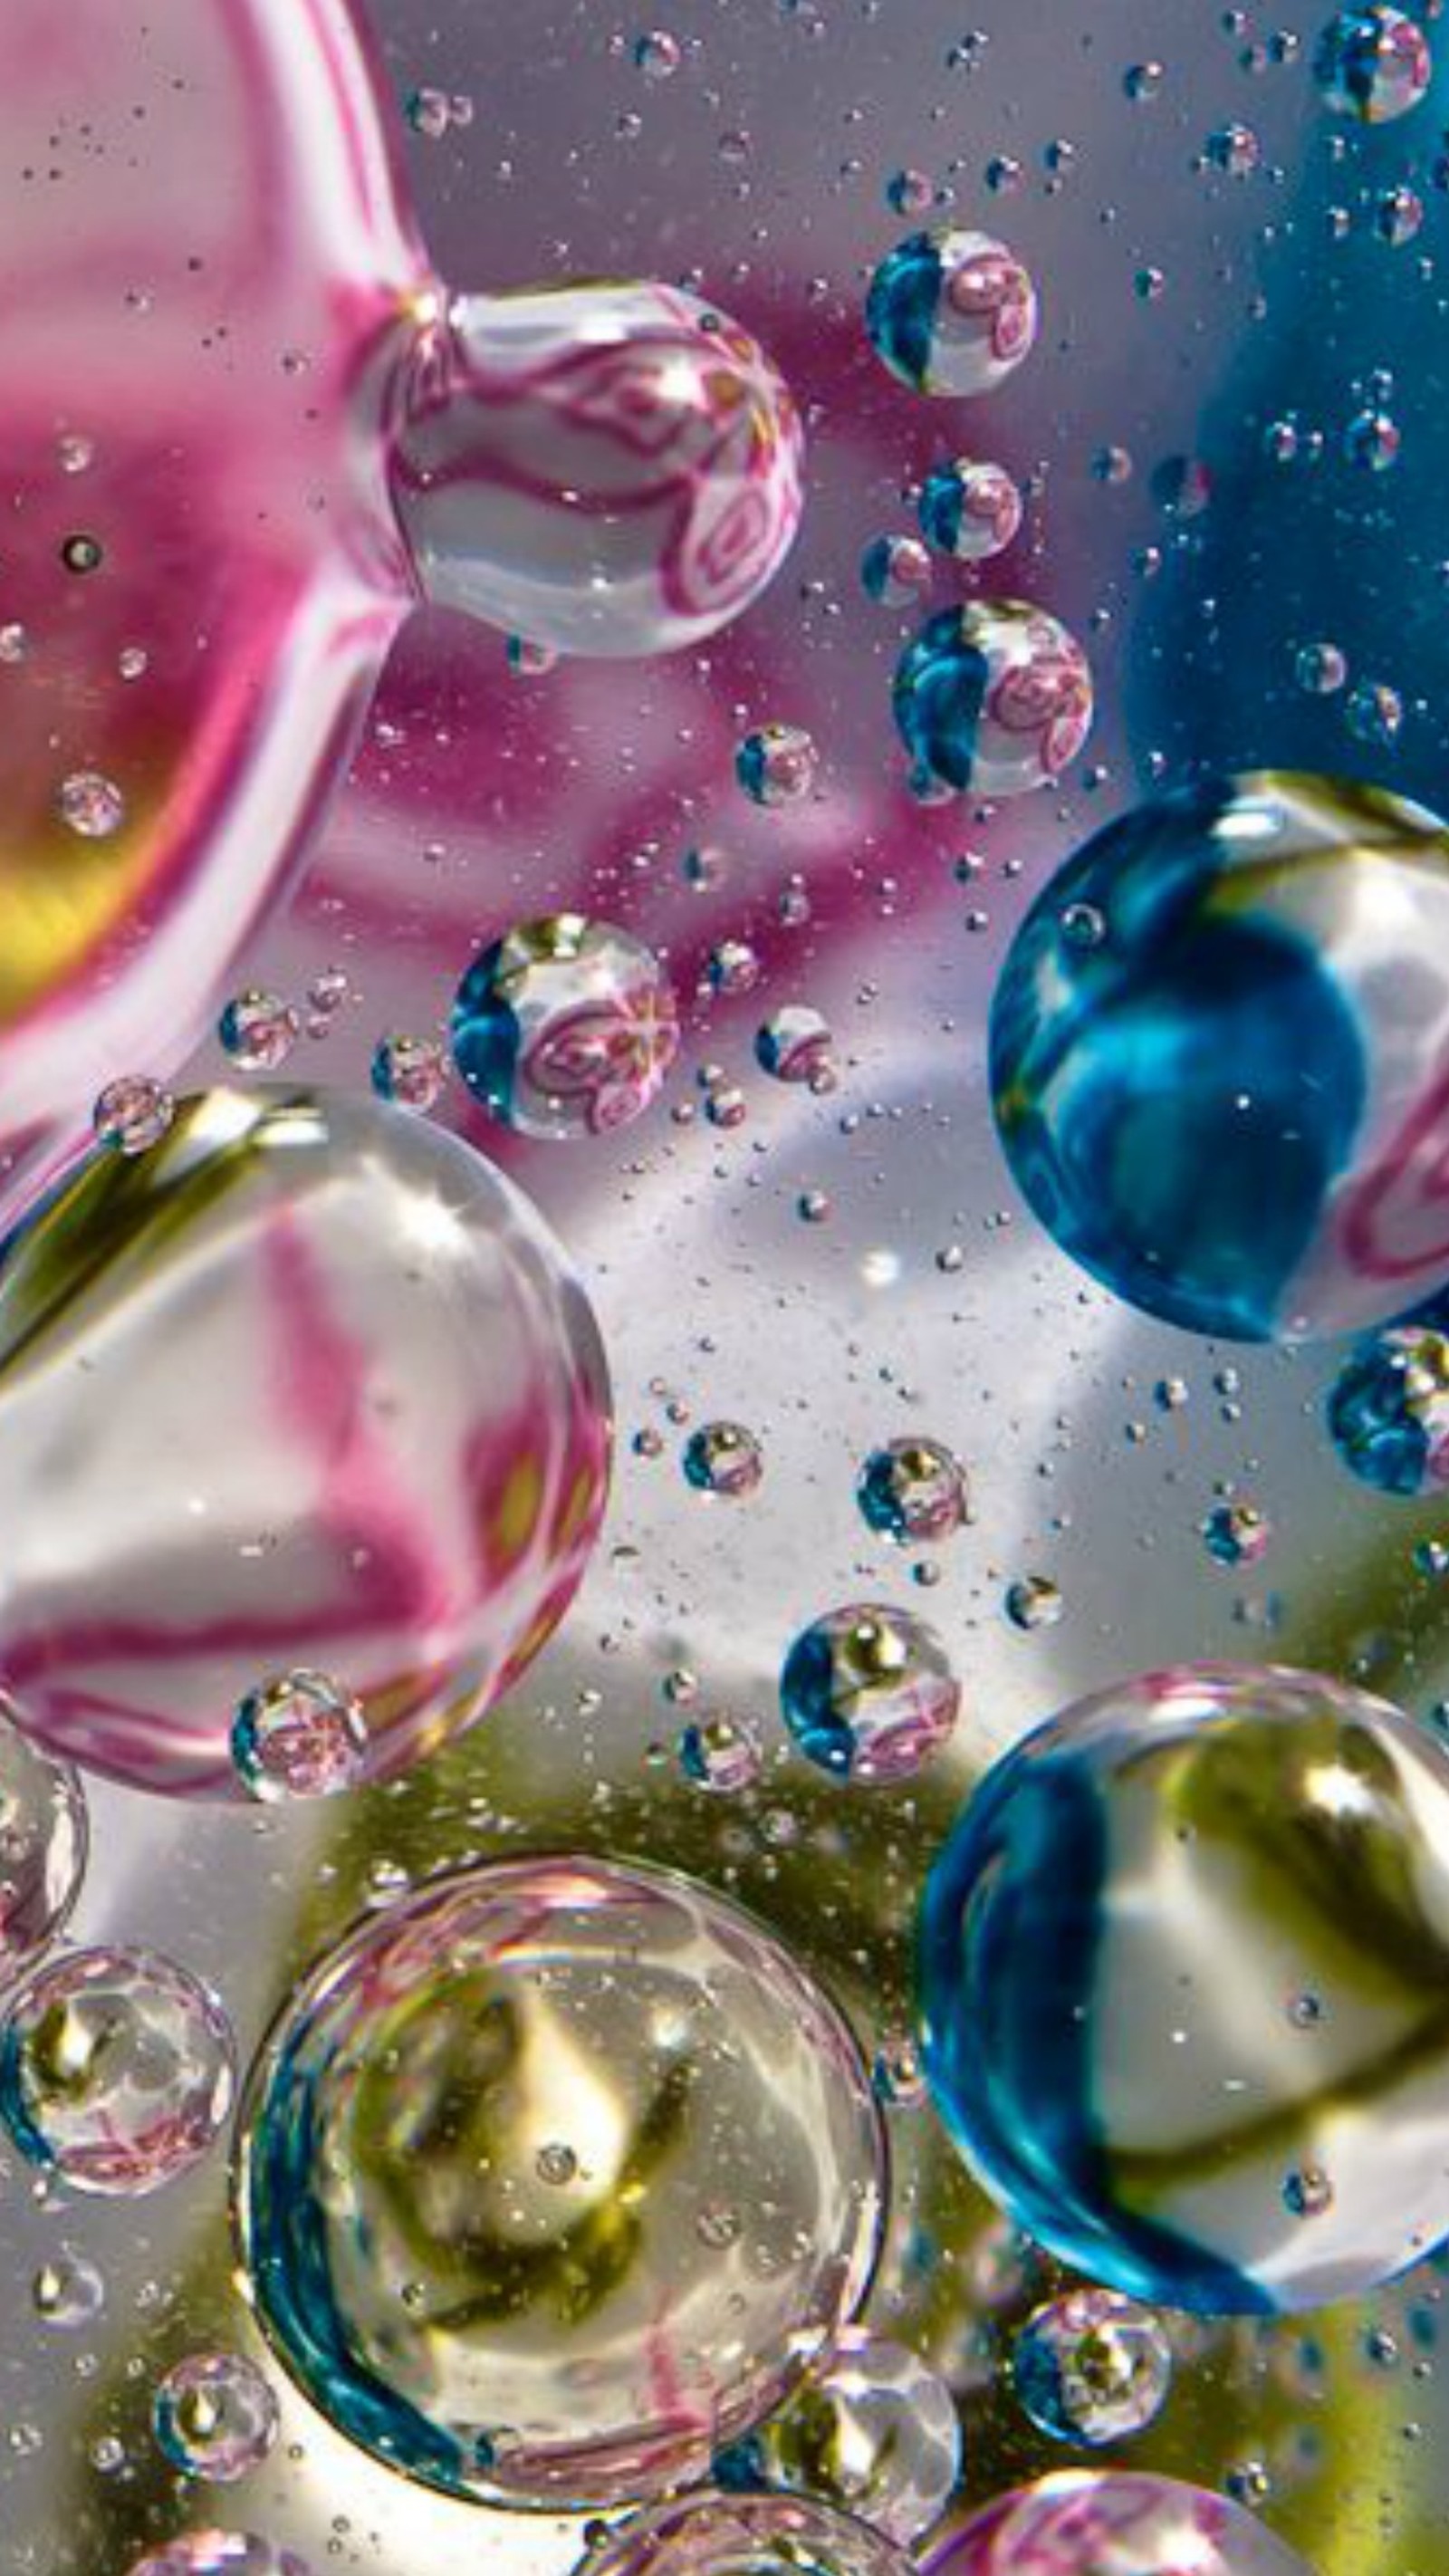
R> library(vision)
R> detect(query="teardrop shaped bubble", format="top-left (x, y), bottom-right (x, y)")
top-left (0, 0), bottom-right (802, 1217)
top-left (0, 1700), bottom-right (86, 1985)
top-left (235, 1856), bottom-right (886, 2509)
top-left (922, 2470), bottom-right (1313, 2576)
top-left (0, 1088), bottom-right (611, 1798)
top-left (575, 2493), bottom-right (913, 2576)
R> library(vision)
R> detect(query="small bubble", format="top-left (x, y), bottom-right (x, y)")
top-left (58, 771), bottom-right (125, 839)
top-left (92, 1076), bottom-right (175, 1157)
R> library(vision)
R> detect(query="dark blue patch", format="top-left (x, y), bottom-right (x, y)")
top-left (866, 233), bottom-right (944, 392)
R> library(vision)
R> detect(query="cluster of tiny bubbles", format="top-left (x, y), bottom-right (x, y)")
top-left (451, 914), bottom-right (681, 1139)
top-left (234, 1855), bottom-right (885, 2508)
top-left (153, 2351), bottom-right (281, 2485)
top-left (230, 1670), bottom-right (369, 1803)
top-left (0, 1705), bottom-right (87, 1985)
top-left (779, 1604), bottom-right (960, 1783)
top-left (1011, 2289), bottom-right (1175, 2446)
top-left (125, 2539), bottom-right (311, 2576)
top-left (1326, 1307), bottom-right (1449, 1495)
top-left (1202, 1500), bottom-right (1272, 1568)
top-left (31, 2245), bottom-right (106, 2329)
top-left (1314, 5), bottom-right (1432, 122)
top-left (735, 723), bottom-right (820, 806)
top-left (917, 1661), bottom-right (1449, 2312)
top-left (894, 602), bottom-right (1092, 800)
top-left (0, 1944), bottom-right (235, 2194)
top-left (857, 1438), bottom-right (969, 1545)
top-left (369, 1031), bottom-right (447, 1110)
top-left (92, 1073), bottom-right (177, 1155)
top-left (754, 1004), bottom-right (836, 1087)
top-left (573, 2491), bottom-right (914, 2576)
top-left (865, 229), bottom-right (1038, 399)
top-left (919, 2470), bottom-right (1314, 2576)
top-left (216, 988), bottom-right (301, 1072)
top-left (57, 769), bottom-right (126, 839)
top-left (682, 1420), bottom-right (765, 1498)
top-left (859, 534), bottom-right (933, 609)
top-left (677, 1712), bottom-right (765, 1793)
top-left (1003, 1572), bottom-right (1062, 1629)
top-left (916, 459), bottom-right (1022, 564)
top-left (714, 2327), bottom-right (962, 2544)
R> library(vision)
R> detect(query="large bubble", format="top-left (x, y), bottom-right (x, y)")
top-left (924, 2472), bottom-right (1313, 2576)
top-left (235, 1856), bottom-right (886, 2508)
top-left (0, 1089), bottom-right (611, 1798)
top-left (0, 1702), bottom-right (86, 1985)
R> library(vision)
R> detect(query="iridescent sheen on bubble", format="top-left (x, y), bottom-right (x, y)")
top-left (452, 918), bottom-right (681, 1140)
top-left (0, 1088), bottom-right (610, 1798)
top-left (576, 2492), bottom-right (912, 2576)
top-left (1314, 6), bottom-right (1431, 122)
top-left (718, 2327), bottom-right (962, 2544)
top-left (917, 1661), bottom-right (1449, 2314)
top-left (923, 2472), bottom-right (1312, 2576)
top-left (0, 1945), bottom-right (235, 2195)
top-left (991, 774), bottom-right (1449, 1341)
top-left (1012, 2290), bottom-right (1173, 2446)
top-left (895, 603), bottom-right (1091, 800)
top-left (235, 1856), bottom-right (885, 2509)
top-left (1327, 1306), bottom-right (1449, 1495)
top-left (153, 2351), bottom-right (281, 2484)
top-left (0, 1704), bottom-right (86, 1987)
top-left (917, 460), bottom-right (1022, 563)
top-left (781, 1606), bottom-right (960, 1783)
top-left (857, 1440), bottom-right (968, 1545)
top-left (866, 230), bottom-right (1038, 397)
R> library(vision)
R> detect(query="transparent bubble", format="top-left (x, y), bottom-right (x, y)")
top-left (886, 169), bottom-right (935, 216)
top-left (866, 230), bottom-right (1038, 398)
top-left (869, 2031), bottom-right (926, 2110)
top-left (217, 989), bottom-right (301, 1072)
top-left (92, 1076), bottom-right (177, 1156)
top-left (720, 2328), bottom-right (962, 2543)
top-left (1328, 1312), bottom-right (1449, 1495)
top-left (235, 1857), bottom-right (885, 2507)
top-left (917, 458), bottom-right (1022, 563)
top-left (756, 1006), bottom-right (835, 1085)
top-left (0, 1945), bottom-right (235, 2195)
top-left (577, 2493), bottom-right (912, 2576)
top-left (859, 534), bottom-right (934, 609)
top-left (31, 2247), bottom-right (106, 2328)
top-left (0, 1090), bottom-right (609, 1798)
top-left (1004, 1573), bottom-right (1063, 1629)
top-left (369, 1032), bottom-right (447, 1110)
top-left (1201, 1502), bottom-right (1271, 1568)
top-left (634, 29), bottom-right (682, 77)
top-left (857, 1439), bottom-right (968, 1545)
top-left (1294, 640), bottom-right (1348, 695)
top-left (707, 938), bottom-right (762, 995)
top-left (1314, 5), bottom-right (1431, 123)
top-left (153, 2351), bottom-right (281, 2484)
top-left (1012, 2290), bottom-right (1174, 2445)
top-left (895, 602), bottom-right (1091, 799)
top-left (0, 1706), bottom-right (87, 1987)
top-left (231, 1671), bottom-right (369, 1803)
top-left (126, 2540), bottom-right (311, 2576)
top-left (453, 916), bottom-right (680, 1139)
top-left (677, 1713), bottom-right (766, 1793)
top-left (923, 2471), bottom-right (1312, 2576)
top-left (683, 1421), bottom-right (765, 1498)
top-left (780, 1605), bottom-right (960, 1783)
top-left (736, 725), bottom-right (820, 806)
top-left (57, 771), bottom-right (126, 839)
top-left (1205, 121), bottom-right (1262, 176)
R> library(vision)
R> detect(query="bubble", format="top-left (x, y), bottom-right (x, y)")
top-left (719, 2329), bottom-right (961, 2543)
top-left (634, 29), bottom-right (682, 77)
top-left (1345, 408), bottom-right (1400, 472)
top-left (404, 86), bottom-right (455, 139)
top-left (1295, 640), bottom-right (1348, 695)
top-left (1347, 678), bottom-right (1403, 745)
top-left (1202, 1502), bottom-right (1272, 1567)
top-left (1012, 2291), bottom-right (1174, 2445)
top-left (886, 169), bottom-right (935, 216)
top-left (1377, 182), bottom-right (1424, 245)
top-left (452, 916), bottom-right (680, 1139)
top-left (859, 535), bottom-right (933, 609)
top-left (57, 771), bottom-right (126, 839)
top-left (1003, 1574), bottom-right (1062, 1630)
top-left (92, 1076), bottom-right (177, 1156)
top-left (0, 1945), bottom-right (235, 2195)
top-left (780, 1605), bottom-right (960, 1783)
top-left (989, 773), bottom-right (1449, 1340)
top-left (736, 725), bottom-right (820, 806)
top-left (236, 1857), bottom-right (884, 2507)
top-left (707, 938), bottom-right (762, 995)
top-left (922, 2471), bottom-right (1313, 2576)
top-left (918, 1661), bottom-right (1449, 2312)
top-left (1328, 1310), bottom-right (1449, 1494)
top-left (917, 459), bottom-right (1022, 562)
top-left (217, 990), bottom-right (301, 1072)
top-left (678, 1713), bottom-right (765, 1793)
top-left (1150, 455), bottom-right (1213, 519)
top-left (31, 2247), bottom-right (106, 2328)
top-left (857, 1439), bottom-right (968, 1545)
top-left (506, 632), bottom-right (560, 678)
top-left (1205, 121), bottom-right (1262, 176)
top-left (1314, 6), bottom-right (1431, 122)
top-left (683, 1422), bottom-right (765, 1498)
top-left (369, 1032), bottom-right (447, 1110)
top-left (755, 1007), bottom-right (835, 1085)
top-left (392, 284), bottom-right (803, 658)
top-left (0, 1089), bottom-right (609, 1797)
top-left (125, 2541), bottom-right (310, 2576)
top-left (578, 2494), bottom-right (911, 2576)
top-left (60, 533), bottom-right (103, 575)
top-left (894, 602), bottom-right (1092, 799)
top-left (0, 1706), bottom-right (87, 1987)
top-left (869, 2031), bottom-right (926, 2110)
top-left (866, 230), bottom-right (1038, 398)
top-left (154, 2352), bottom-right (281, 2484)
top-left (231, 1671), bottom-right (369, 1803)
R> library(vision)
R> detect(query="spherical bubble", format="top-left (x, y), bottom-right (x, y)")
top-left (217, 990), bottom-right (300, 1073)
top-left (1003, 1573), bottom-right (1063, 1631)
top-left (1314, 6), bottom-right (1431, 122)
top-left (923, 2472), bottom-right (1313, 2576)
top-left (391, 282), bottom-right (803, 657)
top-left (1328, 1310), bottom-right (1449, 1495)
top-left (126, 2540), bottom-right (310, 2576)
top-left (756, 1006), bottom-right (836, 1086)
top-left (235, 1856), bottom-right (885, 2508)
top-left (677, 1712), bottom-right (765, 1793)
top-left (1201, 1502), bottom-right (1271, 1568)
top-left (859, 534), bottom-right (934, 609)
top-left (32, 2246), bottom-right (106, 2327)
top-left (154, 2351), bottom-right (281, 2484)
top-left (719, 2328), bottom-right (962, 2543)
top-left (576, 2493), bottom-right (912, 2576)
top-left (0, 1088), bottom-right (609, 1797)
top-left (894, 603), bottom-right (1092, 800)
top-left (0, 1705), bottom-right (87, 1985)
top-left (866, 230), bottom-right (1038, 398)
top-left (369, 1033), bottom-right (447, 1111)
top-left (230, 1671), bottom-right (369, 1803)
top-left (683, 1421), bottom-right (765, 1497)
top-left (990, 772), bottom-right (1449, 1341)
top-left (93, 1075), bottom-right (176, 1156)
top-left (857, 1439), bottom-right (968, 1545)
top-left (452, 916), bottom-right (680, 1140)
top-left (736, 724), bottom-right (820, 806)
top-left (780, 1605), bottom-right (960, 1783)
top-left (1, 1944), bottom-right (235, 2195)
top-left (917, 460), bottom-right (1022, 564)
top-left (57, 769), bottom-right (126, 840)
top-left (1012, 2291), bottom-right (1173, 2446)
top-left (917, 1660), bottom-right (1449, 2313)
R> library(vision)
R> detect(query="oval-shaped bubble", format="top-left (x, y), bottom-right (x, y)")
top-left (0, 1088), bottom-right (610, 1798)
top-left (235, 1856), bottom-right (886, 2509)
